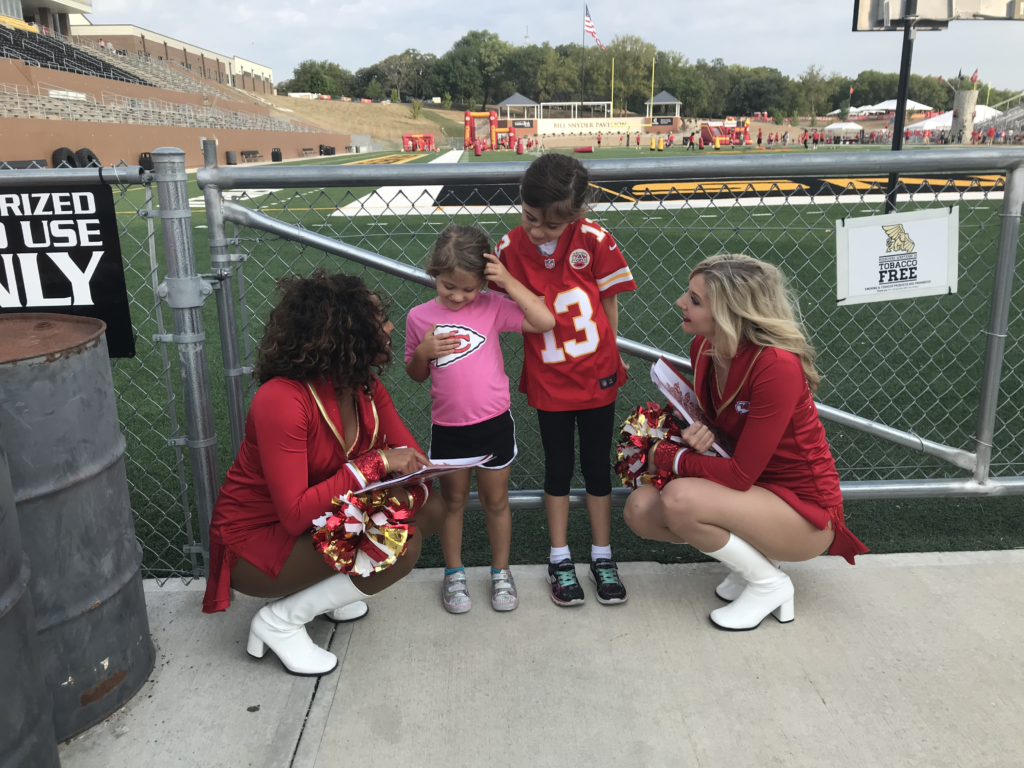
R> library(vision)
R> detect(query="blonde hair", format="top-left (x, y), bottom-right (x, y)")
top-left (691, 254), bottom-right (821, 395)
top-left (425, 224), bottom-right (491, 279)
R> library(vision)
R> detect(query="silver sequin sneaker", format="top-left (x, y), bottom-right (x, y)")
top-left (442, 570), bottom-right (472, 614)
top-left (490, 568), bottom-right (518, 612)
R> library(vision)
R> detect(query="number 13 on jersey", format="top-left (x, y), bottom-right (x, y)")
top-left (540, 287), bottom-right (600, 363)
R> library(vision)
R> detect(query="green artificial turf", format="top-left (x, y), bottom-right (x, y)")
top-left (105, 149), bottom-right (1024, 577)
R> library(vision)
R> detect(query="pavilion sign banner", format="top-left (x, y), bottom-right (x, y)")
top-left (836, 207), bottom-right (959, 306)
top-left (535, 117), bottom-right (644, 135)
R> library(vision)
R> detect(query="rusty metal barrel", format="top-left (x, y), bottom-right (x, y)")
top-left (0, 314), bottom-right (154, 740)
top-left (0, 425), bottom-right (61, 767)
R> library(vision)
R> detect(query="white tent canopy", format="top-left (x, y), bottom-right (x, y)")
top-left (825, 121), bottom-right (862, 131)
top-left (907, 104), bottom-right (1003, 130)
top-left (860, 99), bottom-right (934, 113)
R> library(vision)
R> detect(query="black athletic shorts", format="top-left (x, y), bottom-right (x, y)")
top-left (429, 409), bottom-right (517, 469)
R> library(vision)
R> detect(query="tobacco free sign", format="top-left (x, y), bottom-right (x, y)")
top-left (836, 207), bottom-right (959, 306)
top-left (0, 184), bottom-right (134, 357)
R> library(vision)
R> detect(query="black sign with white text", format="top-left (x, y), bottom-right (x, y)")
top-left (0, 184), bottom-right (135, 357)
top-left (512, 120), bottom-right (534, 128)
top-left (652, 117), bottom-right (674, 126)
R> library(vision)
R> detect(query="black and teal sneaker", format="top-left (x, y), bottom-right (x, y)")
top-left (589, 559), bottom-right (628, 604)
top-left (547, 559), bottom-right (585, 606)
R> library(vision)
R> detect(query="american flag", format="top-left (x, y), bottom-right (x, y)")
top-left (584, 6), bottom-right (606, 49)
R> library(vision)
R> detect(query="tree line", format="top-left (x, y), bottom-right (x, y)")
top-left (275, 30), bottom-right (1019, 118)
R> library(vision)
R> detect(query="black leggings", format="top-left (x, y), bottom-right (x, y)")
top-left (537, 402), bottom-right (616, 497)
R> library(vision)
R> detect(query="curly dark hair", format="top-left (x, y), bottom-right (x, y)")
top-left (254, 269), bottom-right (391, 393)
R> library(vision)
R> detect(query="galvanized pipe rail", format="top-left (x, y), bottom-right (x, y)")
top-left (219, 194), bottom-right (1008, 501)
top-left (199, 148), bottom-right (1024, 189)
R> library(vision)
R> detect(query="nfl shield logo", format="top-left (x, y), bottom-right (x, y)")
top-left (544, 258), bottom-right (556, 269)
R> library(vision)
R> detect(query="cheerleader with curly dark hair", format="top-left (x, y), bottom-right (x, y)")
top-left (202, 269), bottom-right (444, 676)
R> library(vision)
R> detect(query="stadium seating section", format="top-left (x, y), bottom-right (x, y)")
top-left (0, 24), bottom-right (149, 86)
top-left (0, 83), bottom-right (324, 132)
top-left (0, 22), bottom-right (327, 135)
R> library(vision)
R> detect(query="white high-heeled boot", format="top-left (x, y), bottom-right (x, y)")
top-left (704, 534), bottom-right (794, 631)
top-left (715, 558), bottom-right (783, 602)
top-left (323, 601), bottom-right (369, 623)
top-left (247, 573), bottom-right (368, 675)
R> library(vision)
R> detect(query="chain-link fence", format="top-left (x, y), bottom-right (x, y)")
top-left (0, 159), bottom-right (201, 581)
top-left (197, 149), bottom-right (1024, 510)
top-left (4, 148), bottom-right (1022, 581)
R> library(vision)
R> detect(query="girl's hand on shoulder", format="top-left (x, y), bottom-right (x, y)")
top-left (418, 324), bottom-right (460, 360)
top-left (681, 423), bottom-right (715, 454)
top-left (482, 253), bottom-right (509, 288)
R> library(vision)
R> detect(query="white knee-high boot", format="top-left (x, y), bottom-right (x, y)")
top-left (247, 573), bottom-right (368, 675)
top-left (715, 558), bottom-right (783, 602)
top-left (703, 534), bottom-right (793, 630)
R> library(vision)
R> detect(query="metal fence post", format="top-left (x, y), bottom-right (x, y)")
top-left (151, 147), bottom-right (219, 567)
top-left (202, 139), bottom-right (246, 457)
top-left (973, 164), bottom-right (1024, 484)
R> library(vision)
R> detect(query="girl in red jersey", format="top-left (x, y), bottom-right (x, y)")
top-left (492, 153), bottom-right (637, 606)
top-left (624, 254), bottom-right (868, 631)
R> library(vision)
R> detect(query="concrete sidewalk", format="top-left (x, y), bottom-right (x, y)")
top-left (58, 551), bottom-right (1024, 768)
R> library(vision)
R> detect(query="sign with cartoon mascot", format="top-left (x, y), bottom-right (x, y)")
top-left (836, 207), bottom-right (959, 306)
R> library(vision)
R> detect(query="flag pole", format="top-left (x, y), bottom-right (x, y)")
top-left (649, 54), bottom-right (656, 122)
top-left (606, 56), bottom-right (614, 119)
top-left (580, 1), bottom-right (586, 118)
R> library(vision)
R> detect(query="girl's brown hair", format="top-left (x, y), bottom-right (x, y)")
top-left (425, 224), bottom-right (491, 279)
top-left (254, 269), bottom-right (391, 393)
top-left (520, 153), bottom-right (591, 222)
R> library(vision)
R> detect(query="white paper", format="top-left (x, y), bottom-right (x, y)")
top-left (359, 454), bottom-right (493, 494)
top-left (650, 358), bottom-right (733, 458)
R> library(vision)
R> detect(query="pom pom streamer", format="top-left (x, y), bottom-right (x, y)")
top-left (312, 485), bottom-right (423, 576)
top-left (615, 402), bottom-right (684, 491)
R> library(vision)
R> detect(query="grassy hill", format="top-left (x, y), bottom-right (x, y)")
top-left (266, 96), bottom-right (464, 145)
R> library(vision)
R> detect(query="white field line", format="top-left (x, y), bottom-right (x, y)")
top-left (323, 190), bottom-right (1001, 218)
top-left (332, 150), bottom-right (463, 217)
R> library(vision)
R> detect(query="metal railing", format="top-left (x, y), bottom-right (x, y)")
top-left (182, 146), bottom-right (1024, 556)
top-left (3, 147), bottom-right (1022, 580)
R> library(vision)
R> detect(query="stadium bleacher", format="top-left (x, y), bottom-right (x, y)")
top-left (0, 81), bottom-right (326, 132)
top-left (0, 23), bottom-right (150, 86)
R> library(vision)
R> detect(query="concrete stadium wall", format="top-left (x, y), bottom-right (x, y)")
top-left (0, 118), bottom-right (350, 168)
top-left (0, 58), bottom-right (271, 116)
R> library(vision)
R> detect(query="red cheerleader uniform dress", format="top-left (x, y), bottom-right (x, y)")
top-left (202, 376), bottom-right (427, 613)
top-left (652, 336), bottom-right (869, 563)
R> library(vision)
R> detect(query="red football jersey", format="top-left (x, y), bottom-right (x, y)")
top-left (492, 218), bottom-right (637, 411)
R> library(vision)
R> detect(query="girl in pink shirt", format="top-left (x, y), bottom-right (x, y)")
top-left (405, 225), bottom-right (554, 614)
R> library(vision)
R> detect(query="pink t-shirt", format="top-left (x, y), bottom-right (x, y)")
top-left (405, 292), bottom-right (525, 427)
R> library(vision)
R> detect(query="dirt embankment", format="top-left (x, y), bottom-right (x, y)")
top-left (266, 96), bottom-right (464, 144)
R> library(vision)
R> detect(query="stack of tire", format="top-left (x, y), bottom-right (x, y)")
top-left (51, 147), bottom-right (101, 168)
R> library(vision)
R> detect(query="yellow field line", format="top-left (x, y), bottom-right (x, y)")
top-left (346, 153), bottom-right (421, 165)
top-left (589, 182), bottom-right (637, 203)
top-left (632, 180), bottom-right (809, 195)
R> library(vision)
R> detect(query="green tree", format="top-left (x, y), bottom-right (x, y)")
top-left (390, 87), bottom-right (400, 103)
top-left (308, 69), bottom-right (332, 95)
top-left (441, 91), bottom-right (452, 110)
top-left (366, 77), bottom-right (383, 100)
top-left (411, 98), bottom-right (423, 118)
top-left (800, 65), bottom-right (828, 118)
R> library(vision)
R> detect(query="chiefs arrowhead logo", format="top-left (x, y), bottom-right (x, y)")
top-left (432, 324), bottom-right (487, 368)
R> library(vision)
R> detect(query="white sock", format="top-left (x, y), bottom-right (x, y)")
top-left (591, 544), bottom-right (612, 562)
top-left (549, 545), bottom-right (571, 564)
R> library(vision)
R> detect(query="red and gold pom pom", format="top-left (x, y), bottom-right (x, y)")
top-left (615, 402), bottom-right (683, 490)
top-left (312, 486), bottom-right (423, 576)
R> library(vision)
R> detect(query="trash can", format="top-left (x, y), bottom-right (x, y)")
top-left (271, 148), bottom-right (282, 162)
top-left (0, 315), bottom-right (154, 741)
top-left (226, 150), bottom-right (238, 165)
top-left (0, 426), bottom-right (62, 767)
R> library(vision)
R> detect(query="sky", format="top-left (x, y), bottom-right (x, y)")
top-left (85, 0), bottom-right (1024, 92)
